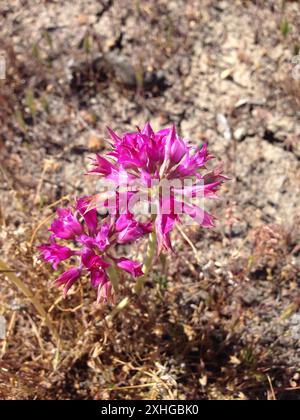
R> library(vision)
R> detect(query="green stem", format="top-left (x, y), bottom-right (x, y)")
top-left (105, 297), bottom-right (130, 325)
top-left (107, 265), bottom-right (120, 293)
top-left (135, 231), bottom-right (157, 294)
top-left (103, 232), bottom-right (157, 323)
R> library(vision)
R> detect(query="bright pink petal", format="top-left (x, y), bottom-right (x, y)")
top-left (181, 201), bottom-right (215, 228)
top-left (50, 208), bottom-right (83, 240)
top-left (141, 122), bottom-right (154, 137)
top-left (155, 211), bottom-right (176, 253)
top-left (76, 197), bottom-right (98, 235)
top-left (107, 126), bottom-right (122, 144)
top-left (97, 280), bottom-right (113, 304)
top-left (81, 248), bottom-right (110, 270)
top-left (90, 268), bottom-right (109, 288)
top-left (116, 214), bottom-right (153, 244)
top-left (54, 267), bottom-right (81, 296)
top-left (95, 223), bottom-right (110, 251)
top-left (117, 258), bottom-right (143, 277)
top-left (89, 154), bottom-right (116, 177)
top-left (39, 243), bottom-right (74, 269)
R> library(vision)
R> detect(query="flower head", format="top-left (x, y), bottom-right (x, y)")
top-left (50, 208), bottom-right (83, 239)
top-left (89, 123), bottom-right (226, 252)
top-left (117, 258), bottom-right (144, 277)
top-left (39, 199), bottom-right (148, 302)
top-left (38, 243), bottom-right (74, 270)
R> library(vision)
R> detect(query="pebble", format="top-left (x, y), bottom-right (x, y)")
top-left (0, 316), bottom-right (6, 339)
top-left (234, 127), bottom-right (246, 141)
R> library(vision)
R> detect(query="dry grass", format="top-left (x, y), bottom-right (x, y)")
top-left (0, 219), bottom-right (299, 400)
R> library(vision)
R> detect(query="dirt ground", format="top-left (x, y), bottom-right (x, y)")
top-left (0, 0), bottom-right (300, 400)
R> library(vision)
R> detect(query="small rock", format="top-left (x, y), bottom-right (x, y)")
top-left (80, 110), bottom-right (97, 125)
top-left (76, 14), bottom-right (89, 25)
top-left (221, 68), bottom-right (234, 80)
top-left (88, 134), bottom-right (104, 151)
top-left (241, 287), bottom-right (260, 306)
top-left (234, 127), bottom-right (246, 141)
top-left (216, 113), bottom-right (232, 141)
top-left (0, 316), bottom-right (6, 339)
top-left (105, 52), bottom-right (137, 87)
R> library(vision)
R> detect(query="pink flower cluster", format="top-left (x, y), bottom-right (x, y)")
top-left (39, 198), bottom-right (151, 303)
top-left (39, 123), bottom-right (225, 302)
top-left (90, 123), bottom-right (226, 252)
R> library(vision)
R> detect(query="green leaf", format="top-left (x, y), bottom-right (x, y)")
top-left (32, 42), bottom-right (41, 60)
top-left (281, 19), bottom-right (291, 38)
top-left (41, 94), bottom-right (50, 114)
top-left (43, 30), bottom-right (53, 50)
top-left (25, 88), bottom-right (36, 119)
top-left (83, 33), bottom-right (92, 54)
top-left (15, 109), bottom-right (27, 131)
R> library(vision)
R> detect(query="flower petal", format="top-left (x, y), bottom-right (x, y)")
top-left (81, 248), bottom-right (110, 270)
top-left (181, 201), bottom-right (215, 228)
top-left (95, 223), bottom-right (110, 251)
top-left (76, 197), bottom-right (98, 235)
top-left (50, 208), bottom-right (83, 240)
top-left (116, 258), bottom-right (143, 277)
top-left (54, 267), bottom-right (81, 296)
top-left (90, 268), bottom-right (109, 288)
top-left (39, 243), bottom-right (74, 270)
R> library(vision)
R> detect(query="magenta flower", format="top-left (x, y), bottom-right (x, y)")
top-left (50, 208), bottom-right (83, 239)
top-left (116, 258), bottom-right (144, 277)
top-left (54, 267), bottom-right (82, 297)
top-left (38, 243), bottom-right (74, 270)
top-left (37, 121), bottom-right (227, 306)
top-left (89, 123), bottom-right (226, 252)
top-left (115, 213), bottom-right (153, 244)
top-left (39, 199), bottom-right (147, 303)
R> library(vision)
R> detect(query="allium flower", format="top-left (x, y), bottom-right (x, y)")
top-left (39, 199), bottom-right (149, 303)
top-left (115, 213), bottom-right (152, 243)
top-left (50, 208), bottom-right (83, 239)
top-left (38, 243), bottom-right (74, 270)
top-left (89, 123), bottom-right (226, 252)
top-left (54, 267), bottom-right (82, 297)
top-left (116, 258), bottom-right (144, 277)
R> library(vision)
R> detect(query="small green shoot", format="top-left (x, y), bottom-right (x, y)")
top-left (281, 19), bottom-right (291, 38)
